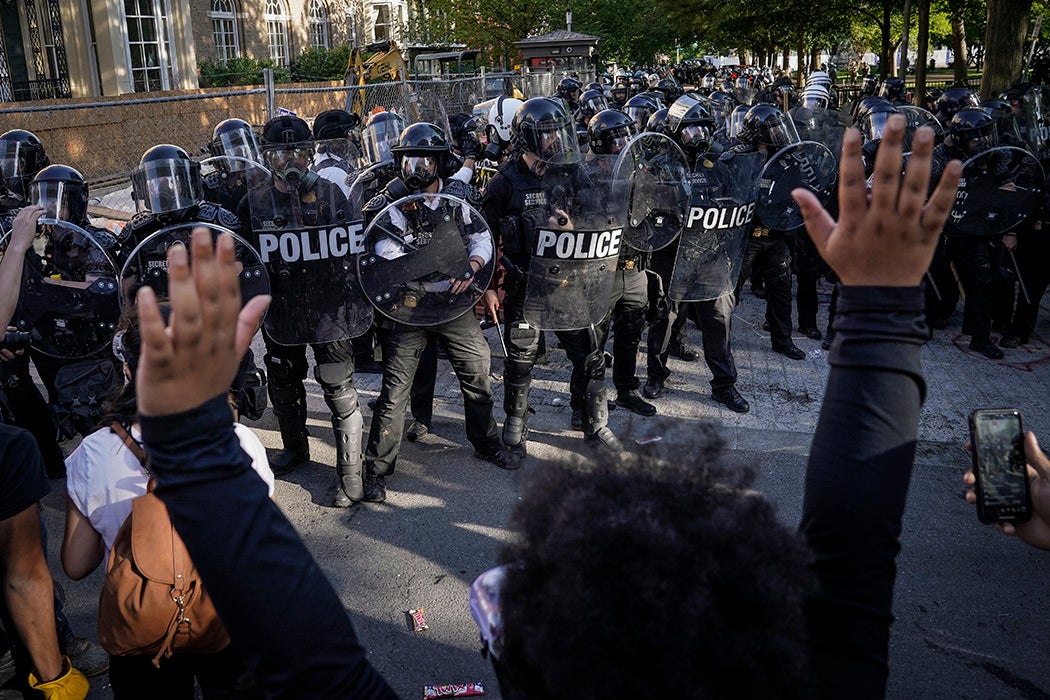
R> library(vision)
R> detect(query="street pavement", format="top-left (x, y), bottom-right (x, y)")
top-left (42, 279), bottom-right (1050, 699)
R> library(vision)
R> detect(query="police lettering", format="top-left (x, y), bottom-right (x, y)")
top-left (685, 203), bottom-right (755, 230)
top-left (534, 228), bottom-right (623, 259)
top-left (258, 222), bottom-right (365, 263)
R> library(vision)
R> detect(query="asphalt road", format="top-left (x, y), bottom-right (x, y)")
top-left (40, 279), bottom-right (1050, 699)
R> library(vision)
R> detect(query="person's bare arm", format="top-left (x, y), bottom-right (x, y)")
top-left (0, 205), bottom-right (43, 330)
top-left (60, 497), bottom-right (104, 581)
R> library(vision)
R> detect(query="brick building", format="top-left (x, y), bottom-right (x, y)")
top-left (0, 0), bottom-right (407, 101)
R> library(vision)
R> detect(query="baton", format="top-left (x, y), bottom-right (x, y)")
top-left (1008, 247), bottom-right (1033, 306)
top-left (924, 270), bottom-right (942, 302)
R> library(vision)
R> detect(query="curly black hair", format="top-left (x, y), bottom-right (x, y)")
top-left (497, 425), bottom-right (814, 699)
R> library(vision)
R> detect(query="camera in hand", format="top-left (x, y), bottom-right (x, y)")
top-left (0, 330), bottom-right (30, 351)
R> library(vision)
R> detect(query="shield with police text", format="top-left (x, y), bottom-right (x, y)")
top-left (247, 178), bottom-right (373, 345)
top-left (609, 133), bottom-right (690, 252)
top-left (358, 193), bottom-right (494, 327)
top-left (947, 146), bottom-right (1044, 236)
top-left (3, 220), bottom-right (121, 359)
top-left (897, 106), bottom-right (944, 152)
top-left (669, 151), bottom-right (765, 301)
top-left (1023, 85), bottom-right (1050, 160)
top-left (522, 164), bottom-right (627, 330)
top-left (120, 221), bottom-right (269, 310)
top-left (754, 141), bottom-right (837, 230)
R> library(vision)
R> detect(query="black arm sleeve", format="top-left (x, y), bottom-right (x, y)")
top-left (799, 285), bottom-right (928, 700)
top-left (141, 396), bottom-right (399, 700)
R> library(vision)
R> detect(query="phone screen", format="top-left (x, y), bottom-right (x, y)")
top-left (971, 409), bottom-right (1030, 523)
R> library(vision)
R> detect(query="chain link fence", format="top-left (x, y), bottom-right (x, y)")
top-left (0, 66), bottom-right (595, 225)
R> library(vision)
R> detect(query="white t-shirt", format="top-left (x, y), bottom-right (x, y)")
top-left (66, 423), bottom-right (275, 557)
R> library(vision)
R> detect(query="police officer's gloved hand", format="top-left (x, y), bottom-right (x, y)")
top-left (459, 132), bottom-right (482, 160)
top-left (28, 657), bottom-right (89, 700)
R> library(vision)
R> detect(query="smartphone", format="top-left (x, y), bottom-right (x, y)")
top-left (969, 408), bottom-right (1032, 525)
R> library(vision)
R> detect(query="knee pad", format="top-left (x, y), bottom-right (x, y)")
top-left (314, 362), bottom-right (359, 419)
top-left (264, 352), bottom-right (307, 386)
top-left (582, 349), bottom-right (606, 380)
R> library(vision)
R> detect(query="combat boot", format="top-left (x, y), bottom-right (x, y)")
top-left (331, 412), bottom-right (364, 507)
top-left (269, 409), bottom-right (309, 475)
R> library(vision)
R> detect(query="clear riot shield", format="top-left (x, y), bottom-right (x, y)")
top-left (358, 193), bottom-right (494, 327)
top-left (522, 164), bottom-right (627, 330)
top-left (349, 161), bottom-right (399, 210)
top-left (668, 151), bottom-right (766, 302)
top-left (120, 221), bottom-right (269, 310)
top-left (754, 141), bottom-right (838, 231)
top-left (247, 180), bottom-right (373, 345)
top-left (3, 219), bottom-right (121, 359)
top-left (792, 107), bottom-right (849, 162)
top-left (897, 106), bottom-right (944, 152)
top-left (200, 156), bottom-right (271, 213)
top-left (947, 146), bottom-right (1044, 236)
top-left (312, 138), bottom-right (361, 194)
top-left (1024, 85), bottom-right (1050, 160)
top-left (609, 133), bottom-right (690, 252)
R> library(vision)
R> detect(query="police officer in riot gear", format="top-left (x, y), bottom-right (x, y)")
top-left (312, 109), bottom-right (362, 197)
top-left (481, 97), bottom-right (623, 464)
top-left (879, 77), bottom-right (909, 106)
top-left (644, 97), bottom-right (748, 411)
top-left (202, 118), bottom-right (264, 212)
top-left (572, 109), bottom-right (655, 421)
top-left (359, 122), bottom-right (506, 502)
top-left (555, 77), bottom-right (583, 113)
top-left (931, 108), bottom-right (1007, 358)
top-left (933, 87), bottom-right (981, 126)
top-left (734, 104), bottom-right (807, 360)
top-left (239, 115), bottom-right (366, 505)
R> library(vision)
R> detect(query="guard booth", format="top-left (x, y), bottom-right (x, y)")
top-left (513, 30), bottom-right (602, 76)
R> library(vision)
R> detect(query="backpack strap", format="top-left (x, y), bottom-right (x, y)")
top-left (111, 422), bottom-right (155, 490)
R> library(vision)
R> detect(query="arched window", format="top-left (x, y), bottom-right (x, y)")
top-left (309, 0), bottom-right (330, 50)
top-left (264, 0), bottom-right (290, 67)
top-left (209, 0), bottom-right (239, 64)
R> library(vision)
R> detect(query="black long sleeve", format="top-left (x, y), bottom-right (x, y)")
top-left (141, 397), bottom-right (398, 700)
top-left (800, 285), bottom-right (929, 700)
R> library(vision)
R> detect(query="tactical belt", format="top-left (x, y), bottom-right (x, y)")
top-left (751, 228), bottom-right (771, 238)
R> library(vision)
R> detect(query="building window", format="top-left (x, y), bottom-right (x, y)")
top-left (125, 0), bottom-right (175, 92)
top-left (309, 0), bottom-right (330, 49)
top-left (372, 3), bottom-right (390, 43)
top-left (210, 0), bottom-right (239, 64)
top-left (265, 0), bottom-right (290, 67)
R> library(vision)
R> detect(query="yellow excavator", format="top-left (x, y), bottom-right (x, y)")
top-left (345, 41), bottom-right (408, 117)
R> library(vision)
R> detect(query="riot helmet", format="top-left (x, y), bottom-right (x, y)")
top-left (30, 164), bottom-right (89, 224)
top-left (586, 82), bottom-right (602, 93)
top-left (313, 109), bottom-right (361, 163)
top-left (701, 74), bottom-right (716, 91)
top-left (862, 75), bottom-right (879, 96)
top-left (979, 99), bottom-right (1012, 121)
top-left (706, 91), bottom-right (734, 126)
top-left (735, 76), bottom-right (750, 91)
top-left (879, 77), bottom-right (907, 102)
top-left (512, 97), bottom-right (581, 166)
top-left (667, 96), bottom-right (716, 154)
top-left (487, 96), bottom-right (524, 149)
top-left (799, 85), bottom-right (831, 111)
top-left (807, 70), bottom-right (832, 88)
top-left (587, 109), bottom-right (637, 156)
top-left (130, 144), bottom-right (202, 216)
top-left (948, 108), bottom-right (997, 156)
top-left (646, 108), bottom-right (670, 135)
top-left (656, 79), bottom-right (683, 105)
top-left (726, 105), bottom-right (750, 139)
top-left (556, 77), bottom-right (583, 104)
top-left (933, 87), bottom-right (980, 124)
top-left (624, 94), bottom-right (660, 134)
top-left (391, 122), bottom-right (449, 190)
top-left (859, 103), bottom-right (899, 144)
top-left (260, 115), bottom-right (317, 190)
top-left (854, 97), bottom-right (893, 126)
top-left (739, 104), bottom-right (800, 148)
top-left (610, 83), bottom-right (629, 105)
top-left (577, 89), bottom-right (609, 122)
top-left (0, 129), bottom-right (49, 201)
top-left (360, 111), bottom-right (407, 166)
top-left (207, 118), bottom-right (261, 170)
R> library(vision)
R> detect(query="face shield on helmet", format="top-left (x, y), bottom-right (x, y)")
top-left (727, 106), bottom-right (749, 139)
top-left (578, 91), bottom-right (609, 121)
top-left (30, 179), bottom-right (87, 223)
top-left (515, 99), bottom-right (582, 166)
top-left (861, 109), bottom-right (896, 143)
top-left (0, 141), bottom-right (32, 200)
top-left (800, 89), bottom-right (830, 110)
top-left (702, 75), bottom-right (716, 89)
top-left (130, 157), bottom-right (202, 215)
top-left (678, 123), bottom-right (712, 150)
top-left (361, 113), bottom-right (406, 165)
top-left (210, 125), bottom-right (261, 170)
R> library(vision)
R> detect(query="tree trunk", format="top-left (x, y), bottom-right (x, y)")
top-left (783, 47), bottom-right (791, 75)
top-left (881, 0), bottom-right (893, 79)
top-left (900, 0), bottom-right (913, 76)
top-left (951, 4), bottom-right (968, 85)
top-left (797, 42), bottom-right (806, 77)
top-left (914, 0), bottom-right (930, 105)
top-left (980, 0), bottom-right (1033, 98)
top-left (810, 46), bottom-right (820, 72)
top-left (739, 49), bottom-right (751, 65)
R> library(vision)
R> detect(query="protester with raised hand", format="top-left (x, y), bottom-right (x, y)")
top-left (134, 231), bottom-right (397, 698)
